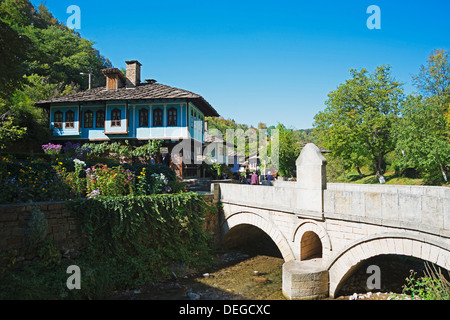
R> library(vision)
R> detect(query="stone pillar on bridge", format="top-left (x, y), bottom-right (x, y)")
top-left (283, 143), bottom-right (330, 300)
top-left (295, 143), bottom-right (328, 215)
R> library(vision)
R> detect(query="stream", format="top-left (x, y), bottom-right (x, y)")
top-left (109, 251), bottom-right (286, 300)
top-left (108, 251), bottom-right (436, 301)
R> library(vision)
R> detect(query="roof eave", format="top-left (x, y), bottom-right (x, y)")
top-left (188, 97), bottom-right (220, 117)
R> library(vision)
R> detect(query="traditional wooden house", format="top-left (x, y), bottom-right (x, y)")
top-left (35, 60), bottom-right (219, 177)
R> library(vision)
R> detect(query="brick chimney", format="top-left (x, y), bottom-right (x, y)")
top-left (125, 60), bottom-right (142, 87)
top-left (101, 68), bottom-right (126, 90)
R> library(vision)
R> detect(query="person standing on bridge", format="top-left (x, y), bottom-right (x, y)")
top-left (250, 171), bottom-right (259, 185)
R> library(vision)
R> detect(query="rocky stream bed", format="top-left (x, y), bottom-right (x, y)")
top-left (108, 251), bottom-right (435, 301)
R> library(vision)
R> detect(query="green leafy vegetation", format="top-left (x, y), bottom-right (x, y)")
top-left (0, 0), bottom-right (111, 149)
top-left (402, 263), bottom-right (450, 300)
top-left (314, 65), bottom-right (404, 183)
top-left (0, 194), bottom-right (217, 299)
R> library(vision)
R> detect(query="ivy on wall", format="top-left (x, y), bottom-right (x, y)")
top-left (67, 192), bottom-right (216, 289)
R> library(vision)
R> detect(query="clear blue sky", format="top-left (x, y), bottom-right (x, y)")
top-left (32, 0), bottom-right (450, 129)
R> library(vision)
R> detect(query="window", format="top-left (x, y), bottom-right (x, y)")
top-left (153, 108), bottom-right (163, 127)
top-left (65, 111), bottom-right (75, 129)
top-left (111, 108), bottom-right (121, 127)
top-left (96, 110), bottom-right (105, 128)
top-left (167, 108), bottom-right (177, 126)
top-left (54, 111), bottom-right (63, 129)
top-left (190, 110), bottom-right (194, 128)
top-left (139, 108), bottom-right (149, 127)
top-left (84, 110), bottom-right (93, 128)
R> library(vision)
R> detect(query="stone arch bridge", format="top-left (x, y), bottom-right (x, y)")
top-left (212, 143), bottom-right (450, 299)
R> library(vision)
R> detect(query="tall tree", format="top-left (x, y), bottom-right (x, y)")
top-left (0, 0), bottom-right (112, 147)
top-left (21, 24), bottom-right (111, 89)
top-left (412, 49), bottom-right (450, 136)
top-left (413, 49), bottom-right (450, 107)
top-left (0, 0), bottom-right (35, 27)
top-left (273, 123), bottom-right (302, 177)
top-left (0, 19), bottom-right (31, 99)
top-left (395, 95), bottom-right (449, 182)
top-left (0, 0), bottom-right (112, 93)
top-left (313, 65), bottom-right (404, 183)
top-left (395, 50), bottom-right (450, 182)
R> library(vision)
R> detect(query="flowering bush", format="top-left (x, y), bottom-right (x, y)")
top-left (0, 156), bottom-right (184, 204)
top-left (63, 142), bottom-right (92, 160)
top-left (42, 143), bottom-right (62, 155)
top-left (151, 173), bottom-right (172, 194)
top-left (86, 164), bottom-right (135, 197)
top-left (135, 169), bottom-right (171, 195)
top-left (87, 189), bottom-right (100, 199)
top-left (0, 162), bottom-right (73, 204)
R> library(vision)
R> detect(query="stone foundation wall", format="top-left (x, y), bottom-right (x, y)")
top-left (0, 194), bottom-right (220, 267)
top-left (202, 193), bottom-right (221, 246)
top-left (0, 202), bottom-right (83, 265)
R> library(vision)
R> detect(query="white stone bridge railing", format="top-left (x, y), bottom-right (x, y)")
top-left (324, 183), bottom-right (450, 240)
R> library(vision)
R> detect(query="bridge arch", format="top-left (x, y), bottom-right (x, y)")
top-left (221, 211), bottom-right (295, 262)
top-left (292, 220), bottom-right (332, 264)
top-left (327, 232), bottom-right (450, 297)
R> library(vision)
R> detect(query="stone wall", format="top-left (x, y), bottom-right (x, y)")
top-left (0, 202), bottom-right (82, 265)
top-left (0, 194), bottom-right (220, 267)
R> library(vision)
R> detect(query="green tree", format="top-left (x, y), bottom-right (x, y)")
top-left (412, 49), bottom-right (450, 137)
top-left (0, 19), bottom-right (31, 99)
top-left (1, 0), bottom-right (112, 93)
top-left (275, 123), bottom-right (302, 177)
top-left (0, 113), bottom-right (27, 150)
top-left (394, 50), bottom-right (450, 183)
top-left (34, 4), bottom-right (59, 28)
top-left (395, 95), bottom-right (449, 182)
top-left (313, 65), bottom-right (404, 183)
top-left (0, 74), bottom-right (79, 146)
top-left (413, 49), bottom-right (450, 109)
top-left (20, 24), bottom-right (111, 89)
top-left (0, 0), bottom-right (35, 27)
top-left (0, 0), bottom-right (112, 148)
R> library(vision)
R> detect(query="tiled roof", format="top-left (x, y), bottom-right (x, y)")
top-left (35, 82), bottom-right (219, 117)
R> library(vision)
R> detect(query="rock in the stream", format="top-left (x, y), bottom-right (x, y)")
top-left (253, 276), bottom-right (270, 283)
top-left (187, 292), bottom-right (200, 300)
top-left (349, 293), bottom-right (358, 300)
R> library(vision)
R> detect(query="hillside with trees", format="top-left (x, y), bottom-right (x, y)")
top-left (205, 116), bottom-right (317, 177)
top-left (0, 0), bottom-right (112, 150)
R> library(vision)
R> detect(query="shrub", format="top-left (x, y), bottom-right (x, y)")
top-left (0, 161), bottom-right (73, 204)
top-left (403, 263), bottom-right (450, 300)
top-left (85, 164), bottom-right (135, 197)
top-left (42, 143), bottom-right (62, 155)
top-left (67, 193), bottom-right (215, 294)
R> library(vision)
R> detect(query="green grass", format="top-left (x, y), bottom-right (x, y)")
top-left (333, 169), bottom-right (449, 187)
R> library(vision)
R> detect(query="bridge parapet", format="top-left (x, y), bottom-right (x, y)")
top-left (324, 183), bottom-right (450, 239)
top-left (216, 183), bottom-right (324, 220)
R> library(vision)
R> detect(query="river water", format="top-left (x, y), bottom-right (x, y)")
top-left (108, 251), bottom-right (435, 300)
top-left (109, 251), bottom-right (286, 300)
